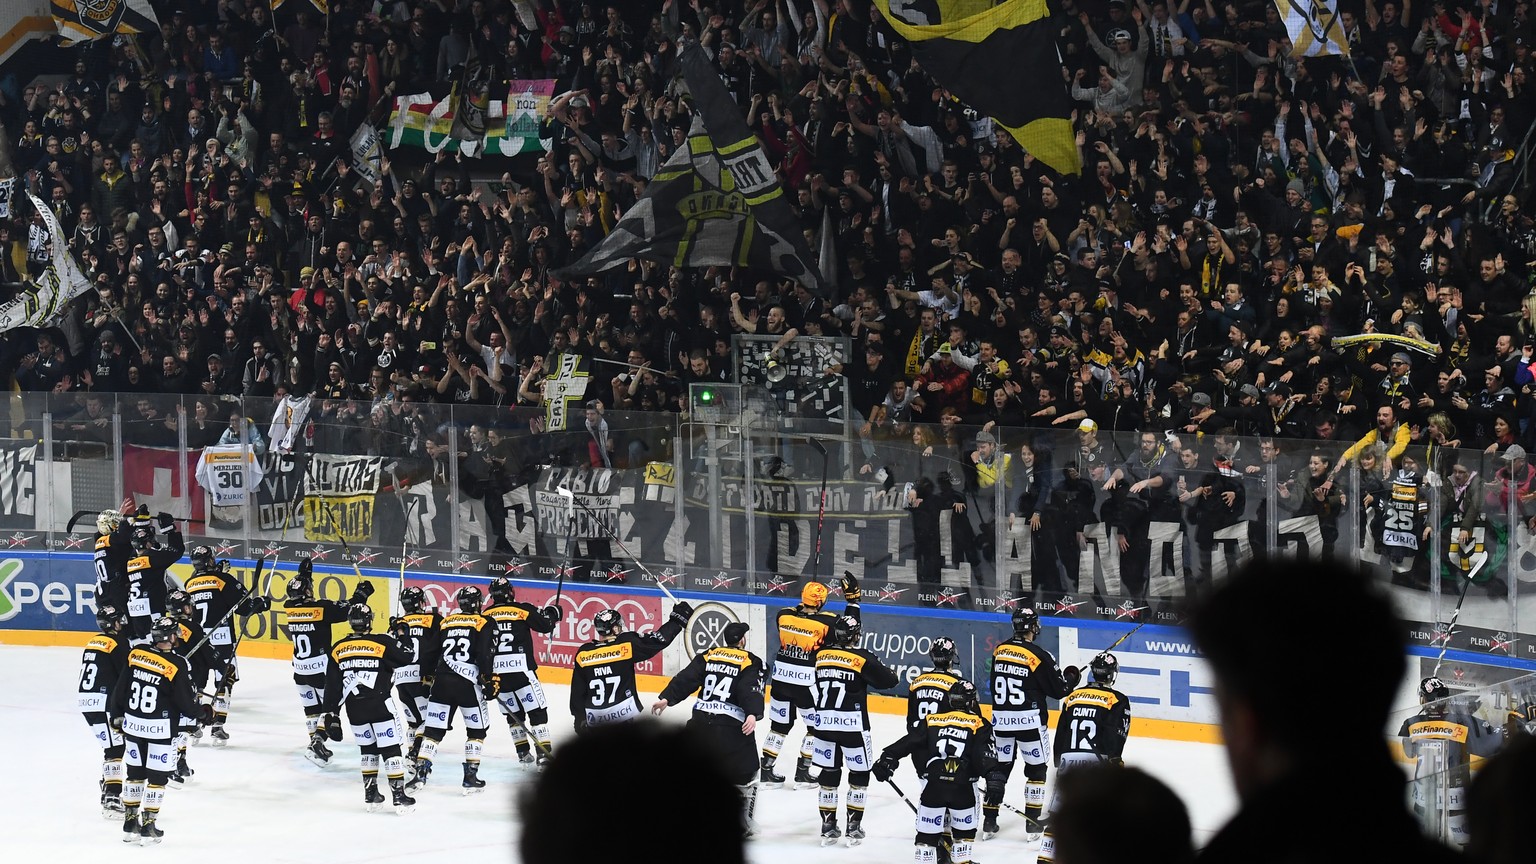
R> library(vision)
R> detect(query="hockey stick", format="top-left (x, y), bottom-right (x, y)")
top-left (183, 556), bottom-right (272, 659)
top-left (564, 493), bottom-right (679, 602)
top-left (66, 509), bottom-right (98, 533)
top-left (393, 498), bottom-right (417, 620)
top-left (555, 485), bottom-right (575, 606)
top-left (1432, 573), bottom-right (1477, 678)
top-left (996, 799), bottom-right (1047, 830)
top-left (808, 438), bottom-right (829, 581)
top-left (318, 500), bottom-right (370, 585)
top-left (1105, 620), bottom-right (1150, 653)
top-left (885, 777), bottom-right (920, 815)
top-left (509, 708), bottom-right (555, 759)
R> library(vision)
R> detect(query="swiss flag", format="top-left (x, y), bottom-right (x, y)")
top-left (122, 445), bottom-right (206, 534)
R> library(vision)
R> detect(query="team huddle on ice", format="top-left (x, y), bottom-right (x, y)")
top-left (77, 504), bottom-right (1130, 858)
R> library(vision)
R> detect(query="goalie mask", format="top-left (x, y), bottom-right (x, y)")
top-left (96, 508), bottom-right (122, 535)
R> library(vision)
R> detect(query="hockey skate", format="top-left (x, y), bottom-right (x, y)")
top-left (391, 781), bottom-right (416, 814)
top-left (462, 762), bottom-right (486, 794)
top-left (304, 732), bottom-right (333, 767)
top-left (406, 758), bottom-right (432, 790)
top-left (516, 747), bottom-right (536, 766)
top-left (189, 725), bottom-right (203, 744)
top-left (121, 809), bottom-right (140, 843)
top-left (364, 779), bottom-right (386, 812)
top-left (209, 725), bottom-right (229, 746)
top-left (980, 812), bottom-right (1001, 841)
top-left (793, 757), bottom-right (819, 790)
top-left (759, 754), bottom-right (785, 788)
top-left (170, 754), bottom-right (194, 786)
top-left (535, 747), bottom-right (552, 770)
top-left (819, 813), bottom-right (842, 847)
top-left (845, 812), bottom-right (866, 847)
top-left (139, 816), bottom-right (164, 845)
top-left (1025, 815), bottom-right (1046, 844)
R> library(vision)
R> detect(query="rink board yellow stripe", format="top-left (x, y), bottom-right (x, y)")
top-left (2, 629), bottom-right (1224, 745)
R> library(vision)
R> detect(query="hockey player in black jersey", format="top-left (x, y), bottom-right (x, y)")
top-left (483, 576), bottom-right (561, 767)
top-left (907, 636), bottom-right (965, 777)
top-left (653, 621), bottom-right (767, 835)
top-left (108, 617), bottom-right (205, 845)
top-left (876, 680), bottom-right (996, 864)
top-left (183, 550), bottom-right (272, 743)
top-left (1399, 676), bottom-right (1502, 846)
top-left (122, 508), bottom-right (185, 642)
top-left (165, 590), bottom-right (213, 786)
top-left (323, 603), bottom-right (417, 813)
top-left (1037, 653), bottom-right (1132, 864)
top-left (93, 501), bottom-right (135, 613)
top-left (570, 601), bottom-right (691, 731)
top-left (416, 585), bottom-right (498, 792)
top-left (764, 572), bottom-right (861, 788)
top-left (79, 603), bottom-right (131, 816)
top-left (283, 558), bottom-right (374, 765)
top-left (811, 613), bottom-right (899, 846)
top-left (984, 606), bottom-right (1077, 841)
top-left (391, 586), bottom-right (443, 762)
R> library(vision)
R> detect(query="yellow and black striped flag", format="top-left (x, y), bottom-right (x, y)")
top-left (873, 0), bottom-right (1080, 176)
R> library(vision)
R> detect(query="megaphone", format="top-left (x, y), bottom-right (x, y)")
top-left (765, 352), bottom-right (788, 383)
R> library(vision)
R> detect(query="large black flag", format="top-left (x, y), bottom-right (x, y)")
top-left (557, 43), bottom-right (828, 295)
top-left (873, 0), bottom-right (1080, 176)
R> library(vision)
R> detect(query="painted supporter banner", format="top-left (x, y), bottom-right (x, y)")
top-left (348, 123), bottom-right (383, 185)
top-left (302, 454), bottom-right (382, 543)
top-left (0, 442), bottom-right (37, 530)
top-left (386, 79), bottom-right (555, 156)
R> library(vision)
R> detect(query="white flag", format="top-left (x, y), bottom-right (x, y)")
top-left (0, 192), bottom-right (94, 332)
top-left (349, 122), bottom-right (383, 187)
top-left (1275, 0), bottom-right (1348, 57)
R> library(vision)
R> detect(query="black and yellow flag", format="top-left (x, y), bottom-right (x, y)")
top-left (873, 0), bottom-right (1080, 176)
top-left (557, 42), bottom-right (828, 295)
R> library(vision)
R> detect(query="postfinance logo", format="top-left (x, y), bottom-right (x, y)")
top-left (0, 559), bottom-right (25, 621)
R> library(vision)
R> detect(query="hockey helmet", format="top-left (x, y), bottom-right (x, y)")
top-left (399, 586), bottom-right (426, 614)
top-left (456, 585), bottom-right (483, 614)
top-left (1012, 606), bottom-right (1041, 637)
top-left (348, 603), bottom-right (374, 634)
top-left (801, 581), bottom-right (830, 608)
top-left (189, 545), bottom-right (216, 572)
top-left (150, 616), bottom-right (180, 646)
top-left (166, 589), bottom-right (194, 618)
top-left (1420, 676), bottom-right (1450, 704)
top-left (1090, 652), bottom-right (1119, 687)
top-left (96, 604), bottom-right (125, 633)
top-left (287, 572), bottom-right (314, 601)
top-left (129, 520), bottom-right (155, 552)
top-left (830, 614), bottom-right (862, 647)
top-left (96, 508), bottom-right (122, 535)
top-left (488, 576), bottom-right (515, 604)
top-left (947, 679), bottom-right (980, 713)
top-left (593, 608), bottom-right (623, 638)
top-left (930, 636), bottom-right (958, 670)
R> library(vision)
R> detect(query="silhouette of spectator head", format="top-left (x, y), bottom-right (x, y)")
top-left (520, 720), bottom-right (745, 864)
top-left (1188, 557), bottom-right (1405, 796)
top-left (1466, 731), bottom-right (1536, 864)
top-left (1051, 762), bottom-right (1194, 864)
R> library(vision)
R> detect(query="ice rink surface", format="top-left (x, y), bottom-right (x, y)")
top-left (5, 645), bottom-right (1237, 861)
